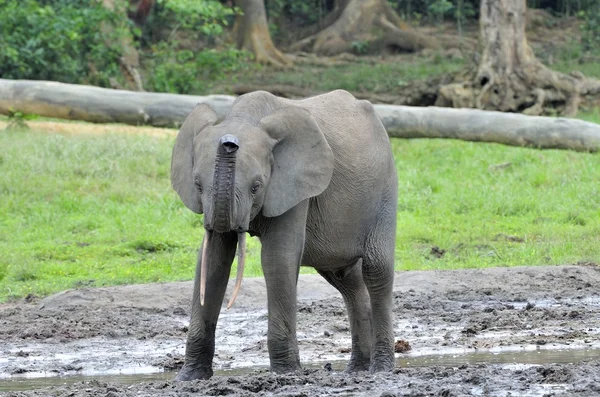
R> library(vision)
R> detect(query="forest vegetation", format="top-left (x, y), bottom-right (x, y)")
top-left (1, 0), bottom-right (600, 115)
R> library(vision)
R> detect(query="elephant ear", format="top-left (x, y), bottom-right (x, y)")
top-left (171, 103), bottom-right (218, 213)
top-left (259, 106), bottom-right (334, 218)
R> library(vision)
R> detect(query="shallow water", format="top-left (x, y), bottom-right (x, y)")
top-left (1, 346), bottom-right (598, 392)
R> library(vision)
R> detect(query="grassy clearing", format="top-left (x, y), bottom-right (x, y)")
top-left (540, 40), bottom-right (600, 81)
top-left (209, 38), bottom-right (600, 97)
top-left (211, 54), bottom-right (465, 95)
top-left (392, 138), bottom-right (600, 270)
top-left (1, 124), bottom-right (599, 301)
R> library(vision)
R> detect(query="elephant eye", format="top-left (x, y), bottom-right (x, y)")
top-left (195, 179), bottom-right (203, 194)
top-left (250, 181), bottom-right (261, 195)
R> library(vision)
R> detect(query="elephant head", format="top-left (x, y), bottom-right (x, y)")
top-left (171, 102), bottom-right (334, 307)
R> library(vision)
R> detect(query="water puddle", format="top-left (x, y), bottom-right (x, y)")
top-left (1, 346), bottom-right (598, 392)
top-left (0, 372), bottom-right (175, 392)
top-left (398, 345), bottom-right (600, 367)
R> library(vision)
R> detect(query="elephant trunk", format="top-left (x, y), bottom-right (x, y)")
top-left (211, 134), bottom-right (239, 233)
top-left (199, 135), bottom-right (243, 308)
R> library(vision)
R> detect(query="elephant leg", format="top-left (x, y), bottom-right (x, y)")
top-left (259, 201), bottom-right (308, 373)
top-left (317, 262), bottom-right (372, 372)
top-left (176, 232), bottom-right (238, 381)
top-left (362, 218), bottom-right (396, 373)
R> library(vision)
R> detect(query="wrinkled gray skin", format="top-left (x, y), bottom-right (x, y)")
top-left (171, 90), bottom-right (398, 380)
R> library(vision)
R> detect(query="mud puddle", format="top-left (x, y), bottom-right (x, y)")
top-left (2, 264), bottom-right (600, 396)
top-left (3, 346), bottom-right (599, 393)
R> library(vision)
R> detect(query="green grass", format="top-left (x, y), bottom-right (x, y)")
top-left (578, 108), bottom-right (600, 124)
top-left (1, 125), bottom-right (599, 301)
top-left (541, 41), bottom-right (600, 80)
top-left (212, 54), bottom-right (465, 95)
top-left (392, 138), bottom-right (600, 270)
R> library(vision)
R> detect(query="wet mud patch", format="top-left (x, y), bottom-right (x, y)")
top-left (2, 265), bottom-right (600, 396)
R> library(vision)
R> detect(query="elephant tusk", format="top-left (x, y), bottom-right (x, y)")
top-left (226, 232), bottom-right (246, 309)
top-left (200, 231), bottom-right (210, 306)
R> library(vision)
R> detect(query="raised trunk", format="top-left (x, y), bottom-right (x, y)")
top-left (211, 135), bottom-right (240, 233)
top-left (436, 0), bottom-right (600, 116)
top-left (233, 0), bottom-right (291, 67)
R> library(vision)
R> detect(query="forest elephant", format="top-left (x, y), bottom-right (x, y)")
top-left (171, 90), bottom-right (398, 380)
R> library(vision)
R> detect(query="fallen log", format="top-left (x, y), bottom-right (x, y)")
top-left (1, 79), bottom-right (599, 152)
top-left (0, 79), bottom-right (235, 127)
top-left (375, 105), bottom-right (600, 152)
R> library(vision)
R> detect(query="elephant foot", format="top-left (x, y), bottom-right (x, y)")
top-left (369, 356), bottom-right (395, 374)
top-left (345, 356), bottom-right (371, 373)
top-left (369, 342), bottom-right (395, 373)
top-left (175, 364), bottom-right (213, 381)
top-left (344, 363), bottom-right (370, 373)
top-left (270, 361), bottom-right (302, 374)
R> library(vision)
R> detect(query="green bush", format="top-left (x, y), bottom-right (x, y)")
top-left (580, 5), bottom-right (600, 53)
top-left (266, 0), bottom-right (322, 27)
top-left (141, 0), bottom-right (249, 94)
top-left (0, 0), bottom-right (129, 86)
top-left (143, 0), bottom-right (238, 45)
top-left (145, 43), bottom-right (251, 94)
top-left (156, 0), bottom-right (238, 36)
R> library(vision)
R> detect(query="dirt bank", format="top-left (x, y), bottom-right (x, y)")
top-left (1, 264), bottom-right (599, 396)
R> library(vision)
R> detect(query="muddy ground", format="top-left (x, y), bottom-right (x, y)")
top-left (1, 264), bottom-right (599, 396)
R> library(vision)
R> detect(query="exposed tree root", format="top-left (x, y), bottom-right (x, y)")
top-left (436, 0), bottom-right (600, 116)
top-left (290, 0), bottom-right (440, 55)
top-left (289, 0), bottom-right (473, 56)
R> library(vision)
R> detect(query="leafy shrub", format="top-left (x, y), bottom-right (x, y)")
top-left (141, 0), bottom-right (249, 94)
top-left (145, 43), bottom-right (251, 94)
top-left (156, 0), bottom-right (238, 36)
top-left (427, 0), bottom-right (454, 23)
top-left (143, 0), bottom-right (238, 45)
top-left (0, 0), bottom-right (131, 86)
top-left (580, 5), bottom-right (600, 53)
top-left (266, 0), bottom-right (322, 27)
top-left (351, 41), bottom-right (370, 55)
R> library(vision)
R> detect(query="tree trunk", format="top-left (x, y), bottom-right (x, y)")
top-left (290, 0), bottom-right (473, 56)
top-left (128, 0), bottom-right (155, 26)
top-left (2, 78), bottom-right (600, 152)
top-left (233, 0), bottom-right (291, 67)
top-left (436, 0), bottom-right (600, 116)
top-left (288, 0), bottom-right (350, 44)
